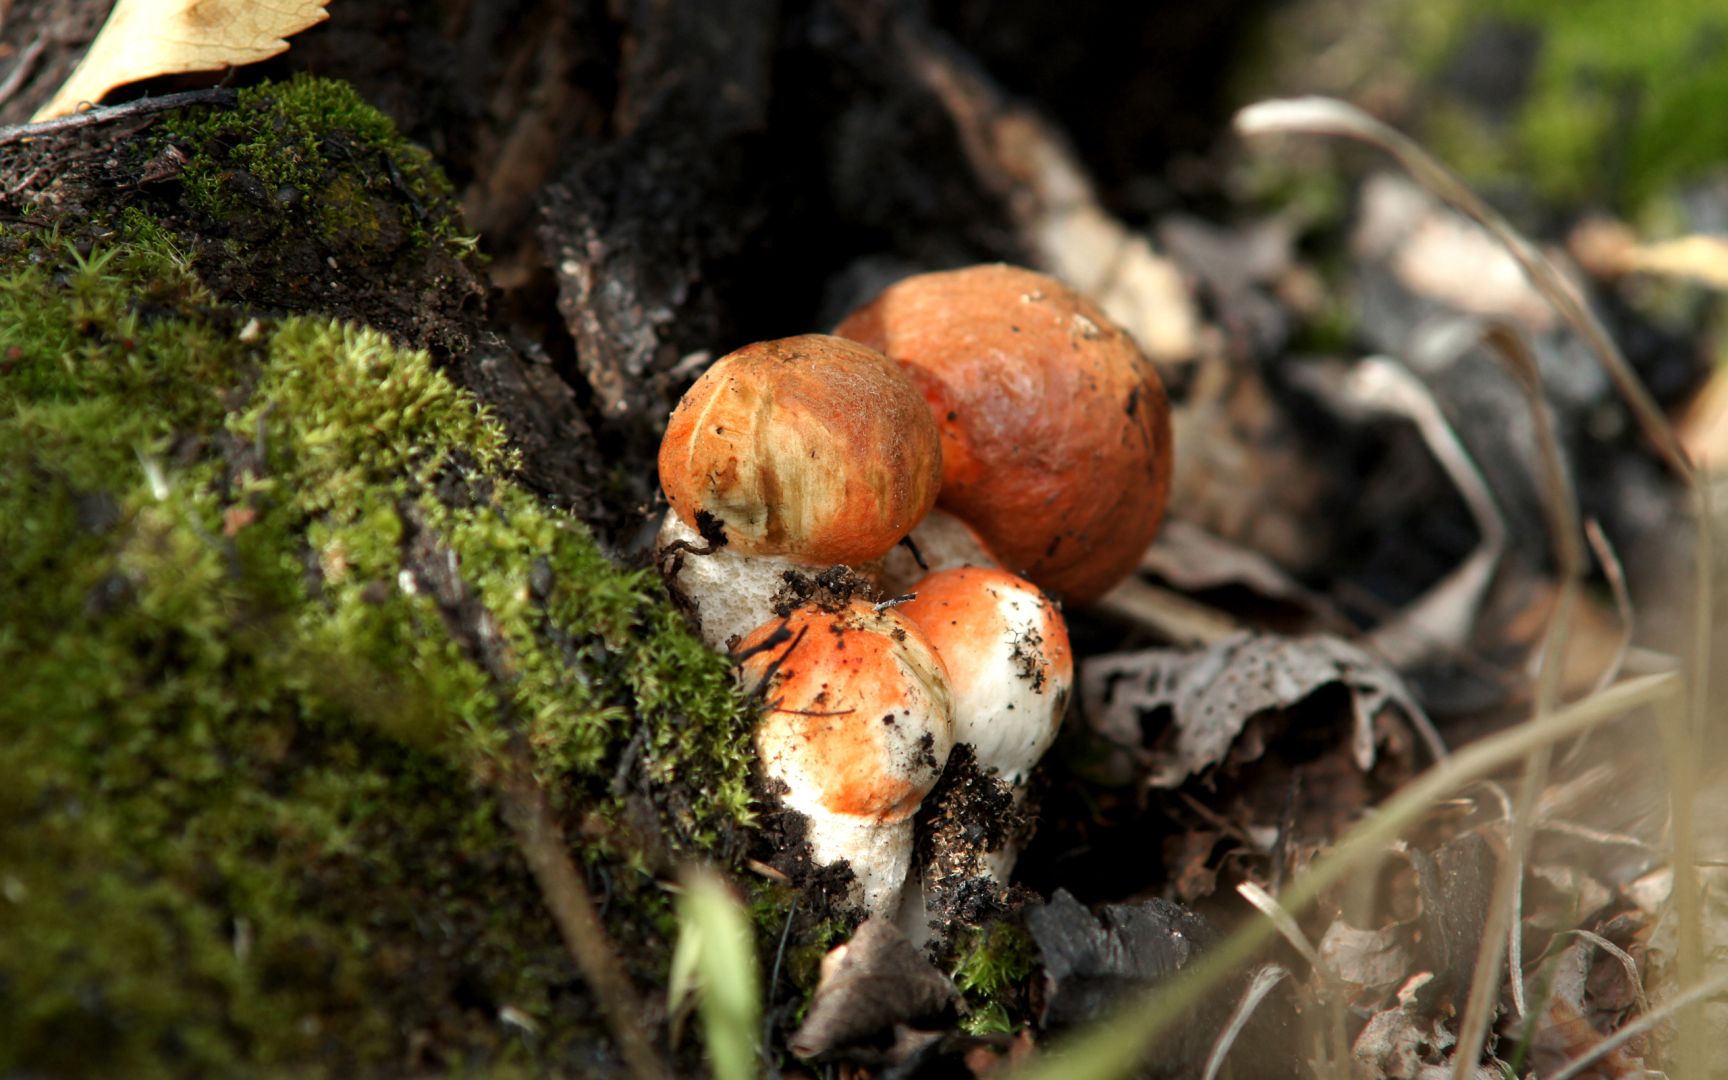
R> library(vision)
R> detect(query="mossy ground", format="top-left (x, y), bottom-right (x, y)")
top-left (4, 75), bottom-right (485, 357)
top-left (0, 212), bottom-right (757, 1074)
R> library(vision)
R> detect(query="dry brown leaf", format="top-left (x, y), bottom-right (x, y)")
top-left (1319, 918), bottom-right (1411, 996)
top-left (788, 916), bottom-right (958, 1061)
top-left (1140, 517), bottom-right (1318, 607)
top-left (1079, 631), bottom-right (1440, 787)
top-left (33, 0), bottom-right (330, 122)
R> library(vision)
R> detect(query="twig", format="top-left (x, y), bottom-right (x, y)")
top-left (1202, 964), bottom-right (1288, 1080)
top-left (497, 745), bottom-right (668, 1080)
top-left (0, 36), bottom-right (46, 110)
top-left (0, 87), bottom-right (238, 146)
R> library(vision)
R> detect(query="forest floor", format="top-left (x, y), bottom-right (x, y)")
top-left (3, 1), bottom-right (1727, 1078)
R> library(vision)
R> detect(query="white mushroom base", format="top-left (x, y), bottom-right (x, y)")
top-left (657, 512), bottom-right (802, 651)
top-left (801, 810), bottom-right (915, 916)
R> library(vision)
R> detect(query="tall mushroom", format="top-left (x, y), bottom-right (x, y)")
top-left (736, 599), bottom-right (956, 915)
top-left (835, 263), bottom-right (1173, 604)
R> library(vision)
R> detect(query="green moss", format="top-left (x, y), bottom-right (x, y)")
top-left (952, 923), bottom-right (1034, 1035)
top-left (1427, 0), bottom-right (1728, 210)
top-left (0, 225), bottom-right (756, 1076)
top-left (155, 74), bottom-right (473, 259)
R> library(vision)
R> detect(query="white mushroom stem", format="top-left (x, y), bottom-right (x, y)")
top-left (898, 568), bottom-right (1073, 888)
top-left (899, 568), bottom-right (1072, 787)
top-left (865, 508), bottom-right (1000, 598)
top-left (657, 511), bottom-right (803, 652)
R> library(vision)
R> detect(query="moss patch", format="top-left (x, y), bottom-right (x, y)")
top-left (2, 76), bottom-right (484, 355)
top-left (952, 922), bottom-right (1035, 1035)
top-left (0, 223), bottom-right (756, 1076)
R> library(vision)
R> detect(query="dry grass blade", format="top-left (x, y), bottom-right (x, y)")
top-left (1009, 672), bottom-right (1679, 1080)
top-left (1556, 929), bottom-right (1651, 1019)
top-left (1236, 882), bottom-right (1322, 971)
top-left (1449, 320), bottom-right (1586, 1075)
top-left (1656, 692), bottom-right (1707, 1075)
top-left (1202, 964), bottom-right (1289, 1080)
top-left (1545, 969), bottom-right (1728, 1080)
top-left (1234, 98), bottom-right (1689, 478)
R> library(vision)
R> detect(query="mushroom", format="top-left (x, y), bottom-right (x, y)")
top-left (736, 599), bottom-right (955, 915)
top-left (863, 507), bottom-right (1000, 599)
top-left (657, 333), bottom-right (943, 648)
top-left (834, 263), bottom-right (1173, 604)
top-left (896, 567), bottom-right (1072, 789)
top-left (656, 511), bottom-right (802, 651)
top-left (658, 333), bottom-right (942, 566)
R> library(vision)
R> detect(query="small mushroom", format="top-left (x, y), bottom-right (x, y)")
top-left (835, 263), bottom-right (1173, 604)
top-left (737, 599), bottom-right (956, 915)
top-left (896, 567), bottom-right (1072, 788)
top-left (658, 334), bottom-right (943, 566)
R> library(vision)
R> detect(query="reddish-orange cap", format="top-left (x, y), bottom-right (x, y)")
top-left (738, 600), bottom-right (954, 823)
top-left (659, 335), bottom-right (943, 566)
top-left (835, 264), bottom-right (1172, 603)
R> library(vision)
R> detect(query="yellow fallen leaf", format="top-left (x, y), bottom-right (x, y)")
top-left (32, 0), bottom-right (330, 122)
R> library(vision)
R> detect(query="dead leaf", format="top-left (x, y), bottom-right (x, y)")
top-left (1140, 517), bottom-right (1322, 610)
top-left (1022, 889), bottom-right (1300, 1079)
top-left (789, 916), bottom-right (959, 1060)
top-left (1080, 631), bottom-right (1438, 787)
top-left (894, 30), bottom-right (1200, 365)
top-left (33, 0), bottom-right (330, 122)
top-left (1678, 360), bottom-right (1728, 471)
top-left (1169, 351), bottom-right (1332, 572)
top-left (1569, 216), bottom-right (1728, 290)
top-left (1354, 172), bottom-right (1563, 332)
top-left (1512, 939), bottom-right (1647, 1080)
top-left (1353, 1006), bottom-right (1455, 1080)
top-left (1319, 919), bottom-right (1411, 997)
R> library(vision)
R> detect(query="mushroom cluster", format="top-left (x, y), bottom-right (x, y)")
top-left (655, 266), bottom-right (1172, 916)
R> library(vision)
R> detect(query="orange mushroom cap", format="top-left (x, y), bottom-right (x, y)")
top-left (738, 600), bottom-right (955, 824)
top-left (834, 264), bottom-right (1173, 603)
top-left (659, 334), bottom-right (943, 567)
top-left (896, 567), bottom-right (1072, 785)
top-left (738, 599), bottom-right (956, 914)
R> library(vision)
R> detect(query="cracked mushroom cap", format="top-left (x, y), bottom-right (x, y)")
top-left (897, 567), bottom-right (1072, 786)
top-left (737, 599), bottom-right (955, 913)
top-left (658, 334), bottom-right (943, 567)
top-left (834, 264), bottom-right (1173, 604)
